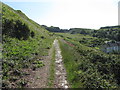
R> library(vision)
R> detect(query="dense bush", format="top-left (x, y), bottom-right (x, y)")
top-left (92, 27), bottom-right (120, 41)
top-left (2, 19), bottom-right (31, 40)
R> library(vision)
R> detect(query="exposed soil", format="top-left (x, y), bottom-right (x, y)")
top-left (21, 39), bottom-right (69, 88)
top-left (24, 48), bottom-right (52, 88)
top-left (62, 39), bottom-right (75, 47)
top-left (53, 39), bottom-right (69, 88)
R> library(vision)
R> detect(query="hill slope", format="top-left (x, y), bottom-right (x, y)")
top-left (2, 2), bottom-right (55, 88)
top-left (93, 26), bottom-right (120, 41)
top-left (1, 2), bottom-right (120, 88)
top-left (56, 33), bottom-right (120, 88)
top-left (43, 24), bottom-right (120, 42)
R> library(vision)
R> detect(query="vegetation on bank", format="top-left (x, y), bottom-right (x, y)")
top-left (2, 2), bottom-right (55, 88)
top-left (93, 27), bottom-right (120, 41)
top-left (47, 45), bottom-right (55, 87)
top-left (56, 33), bottom-right (107, 48)
top-left (42, 24), bottom-right (120, 42)
top-left (58, 34), bottom-right (120, 88)
top-left (68, 26), bottom-right (120, 42)
top-left (2, 1), bottom-right (120, 88)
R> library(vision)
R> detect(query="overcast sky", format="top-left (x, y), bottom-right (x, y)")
top-left (2, 0), bottom-right (120, 29)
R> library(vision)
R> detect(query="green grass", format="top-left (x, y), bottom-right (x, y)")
top-left (59, 36), bottom-right (120, 88)
top-left (56, 33), bottom-right (106, 49)
top-left (59, 39), bottom-right (84, 88)
top-left (2, 2), bottom-right (55, 88)
top-left (2, 2), bottom-right (120, 88)
top-left (47, 45), bottom-right (55, 88)
top-left (32, 60), bottom-right (45, 70)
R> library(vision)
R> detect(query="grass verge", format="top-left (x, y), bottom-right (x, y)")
top-left (47, 45), bottom-right (55, 88)
top-left (59, 39), bottom-right (81, 88)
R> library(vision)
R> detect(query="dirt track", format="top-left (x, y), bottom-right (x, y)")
top-left (25, 39), bottom-right (69, 88)
top-left (53, 39), bottom-right (69, 88)
top-left (25, 48), bottom-right (52, 88)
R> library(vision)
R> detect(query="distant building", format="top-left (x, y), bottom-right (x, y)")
top-left (101, 42), bottom-right (120, 53)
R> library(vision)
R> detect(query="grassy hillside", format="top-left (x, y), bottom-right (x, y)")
top-left (68, 28), bottom-right (95, 35)
top-left (2, 2), bottom-right (55, 88)
top-left (42, 25), bottom-right (69, 33)
top-left (56, 33), bottom-right (107, 49)
top-left (1, 1), bottom-right (120, 88)
top-left (42, 24), bottom-right (120, 43)
top-left (93, 26), bottom-right (120, 41)
top-left (67, 26), bottom-right (120, 42)
top-left (68, 26), bottom-right (120, 42)
top-left (57, 33), bottom-right (120, 88)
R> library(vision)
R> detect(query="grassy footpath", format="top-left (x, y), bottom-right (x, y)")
top-left (59, 39), bottom-right (82, 88)
top-left (47, 44), bottom-right (55, 88)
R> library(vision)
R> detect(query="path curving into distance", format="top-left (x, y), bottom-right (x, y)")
top-left (53, 39), bottom-right (69, 88)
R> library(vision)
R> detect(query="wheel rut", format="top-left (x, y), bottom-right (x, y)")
top-left (53, 39), bottom-right (69, 88)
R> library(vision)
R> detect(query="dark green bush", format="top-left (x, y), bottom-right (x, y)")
top-left (2, 19), bottom-right (30, 40)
